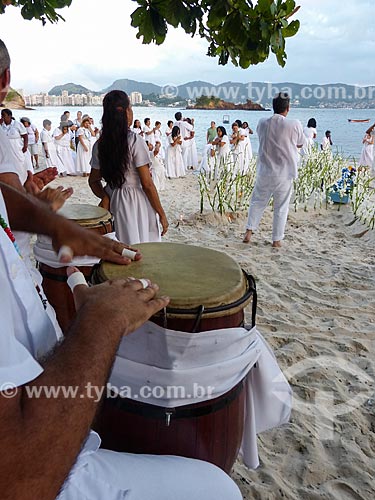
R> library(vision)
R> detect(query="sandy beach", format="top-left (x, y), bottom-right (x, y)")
top-left (49, 172), bottom-right (375, 500)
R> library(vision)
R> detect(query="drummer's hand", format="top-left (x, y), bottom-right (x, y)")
top-left (34, 167), bottom-right (58, 186)
top-left (68, 267), bottom-right (169, 335)
top-left (36, 186), bottom-right (73, 212)
top-left (52, 218), bottom-right (141, 265)
top-left (99, 195), bottom-right (110, 211)
top-left (160, 215), bottom-right (169, 236)
top-left (24, 168), bottom-right (58, 195)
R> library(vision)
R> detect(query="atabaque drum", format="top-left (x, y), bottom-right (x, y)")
top-left (36, 204), bottom-right (113, 333)
top-left (93, 242), bottom-right (257, 473)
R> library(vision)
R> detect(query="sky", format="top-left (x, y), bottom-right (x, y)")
top-left (0, 0), bottom-right (374, 93)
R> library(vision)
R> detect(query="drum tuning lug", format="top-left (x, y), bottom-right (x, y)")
top-left (163, 307), bottom-right (168, 329)
top-left (165, 410), bottom-right (174, 427)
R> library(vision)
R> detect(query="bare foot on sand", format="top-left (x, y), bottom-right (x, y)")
top-left (272, 240), bottom-right (282, 248)
top-left (243, 229), bottom-right (253, 243)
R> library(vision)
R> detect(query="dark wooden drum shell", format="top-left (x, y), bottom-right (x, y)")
top-left (37, 204), bottom-right (113, 333)
top-left (94, 243), bottom-right (257, 473)
top-left (96, 381), bottom-right (245, 474)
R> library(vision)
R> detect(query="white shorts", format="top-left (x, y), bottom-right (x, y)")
top-left (28, 143), bottom-right (38, 155)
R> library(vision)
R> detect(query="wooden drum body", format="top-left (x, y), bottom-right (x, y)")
top-left (37, 204), bottom-right (113, 333)
top-left (93, 242), bottom-right (257, 473)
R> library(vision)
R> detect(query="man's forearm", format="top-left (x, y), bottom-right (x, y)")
top-left (1, 302), bottom-right (127, 500)
top-left (0, 181), bottom-right (60, 236)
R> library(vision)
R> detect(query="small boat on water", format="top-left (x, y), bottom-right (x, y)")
top-left (348, 118), bottom-right (370, 123)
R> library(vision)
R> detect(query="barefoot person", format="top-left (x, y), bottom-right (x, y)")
top-left (0, 38), bottom-right (242, 500)
top-left (243, 92), bottom-right (304, 247)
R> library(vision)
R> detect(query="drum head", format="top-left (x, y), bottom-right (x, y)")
top-left (97, 242), bottom-right (247, 310)
top-left (58, 204), bottom-right (111, 226)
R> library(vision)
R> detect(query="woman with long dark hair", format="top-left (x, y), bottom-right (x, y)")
top-left (212, 125), bottom-right (230, 163)
top-left (165, 125), bottom-right (185, 178)
top-left (89, 90), bottom-right (168, 244)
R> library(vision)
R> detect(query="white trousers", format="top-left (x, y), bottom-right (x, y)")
top-left (246, 175), bottom-right (293, 241)
top-left (58, 450), bottom-right (243, 500)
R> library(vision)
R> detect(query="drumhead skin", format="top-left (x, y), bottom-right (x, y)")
top-left (58, 204), bottom-right (111, 227)
top-left (97, 242), bottom-right (248, 311)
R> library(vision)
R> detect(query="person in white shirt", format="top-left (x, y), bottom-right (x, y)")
top-left (0, 108), bottom-right (28, 173)
top-left (0, 39), bottom-right (242, 500)
top-left (153, 120), bottom-right (165, 159)
top-left (20, 116), bottom-right (39, 169)
top-left (53, 121), bottom-right (76, 175)
top-left (174, 111), bottom-right (194, 169)
top-left (302, 118), bottom-right (317, 155)
top-left (143, 117), bottom-right (155, 146)
top-left (240, 121), bottom-right (253, 168)
top-left (321, 130), bottom-right (333, 152)
top-left (73, 110), bottom-right (82, 148)
top-left (40, 119), bottom-right (66, 175)
top-left (243, 92), bottom-right (305, 247)
top-left (132, 119), bottom-right (144, 137)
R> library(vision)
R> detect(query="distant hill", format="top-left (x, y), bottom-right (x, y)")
top-left (103, 79), bottom-right (161, 96)
top-left (49, 83), bottom-right (93, 95)
top-left (47, 79), bottom-right (375, 108)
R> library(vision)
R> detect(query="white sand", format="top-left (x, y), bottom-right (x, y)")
top-left (49, 173), bottom-right (375, 500)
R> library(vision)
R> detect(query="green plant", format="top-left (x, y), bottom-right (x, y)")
top-left (198, 153), bottom-right (257, 215)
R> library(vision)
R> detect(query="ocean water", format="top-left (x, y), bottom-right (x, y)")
top-left (14, 106), bottom-right (374, 161)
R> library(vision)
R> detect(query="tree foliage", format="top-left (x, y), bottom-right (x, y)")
top-left (1, 0), bottom-right (300, 67)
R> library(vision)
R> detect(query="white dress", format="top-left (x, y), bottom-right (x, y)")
top-left (302, 126), bottom-right (317, 155)
top-left (143, 125), bottom-right (155, 146)
top-left (40, 128), bottom-right (65, 173)
top-left (217, 135), bottom-right (230, 165)
top-left (76, 127), bottom-right (92, 174)
top-left (154, 128), bottom-right (165, 159)
top-left (239, 128), bottom-right (253, 172)
top-left (90, 132), bottom-right (161, 245)
top-left (1, 120), bottom-right (27, 173)
top-left (184, 132), bottom-right (199, 169)
top-left (165, 136), bottom-right (185, 178)
top-left (150, 151), bottom-right (166, 192)
top-left (359, 134), bottom-right (374, 167)
top-left (231, 133), bottom-right (246, 174)
top-left (53, 127), bottom-right (76, 175)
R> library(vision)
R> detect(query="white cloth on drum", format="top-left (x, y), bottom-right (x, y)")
top-left (110, 322), bottom-right (292, 469)
top-left (34, 232), bottom-right (117, 268)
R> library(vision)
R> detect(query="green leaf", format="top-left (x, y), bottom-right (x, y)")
top-left (257, 0), bottom-right (272, 14)
top-left (282, 19), bottom-right (300, 38)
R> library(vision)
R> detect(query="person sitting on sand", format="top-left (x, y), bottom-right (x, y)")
top-left (243, 92), bottom-right (304, 248)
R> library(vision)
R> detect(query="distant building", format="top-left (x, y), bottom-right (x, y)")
top-left (130, 92), bottom-right (142, 105)
top-left (61, 90), bottom-right (69, 105)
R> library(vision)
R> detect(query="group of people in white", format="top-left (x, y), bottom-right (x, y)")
top-left (130, 112), bottom-right (199, 189)
top-left (0, 109), bottom-right (100, 179)
top-left (200, 119), bottom-right (254, 175)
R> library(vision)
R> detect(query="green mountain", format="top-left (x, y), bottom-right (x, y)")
top-left (103, 79), bottom-right (161, 96)
top-left (48, 83), bottom-right (93, 95)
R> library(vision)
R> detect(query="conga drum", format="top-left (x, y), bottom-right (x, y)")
top-left (93, 242), bottom-right (257, 473)
top-left (35, 204), bottom-right (113, 333)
